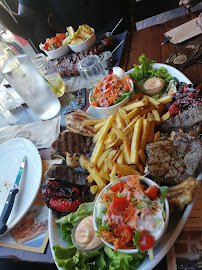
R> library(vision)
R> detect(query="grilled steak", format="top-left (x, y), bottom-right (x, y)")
top-left (46, 164), bottom-right (90, 186)
top-left (172, 132), bottom-right (202, 176)
top-left (51, 130), bottom-right (93, 156)
top-left (47, 36), bottom-right (113, 77)
top-left (159, 105), bottom-right (202, 133)
top-left (145, 133), bottom-right (202, 185)
top-left (144, 140), bottom-right (186, 185)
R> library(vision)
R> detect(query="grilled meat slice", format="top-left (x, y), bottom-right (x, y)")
top-left (47, 36), bottom-right (113, 77)
top-left (51, 130), bottom-right (93, 156)
top-left (46, 164), bottom-right (90, 186)
top-left (167, 178), bottom-right (199, 211)
top-left (159, 105), bottom-right (202, 133)
top-left (172, 132), bottom-right (202, 176)
top-left (65, 110), bottom-right (96, 137)
top-left (144, 140), bottom-right (186, 185)
top-left (145, 133), bottom-right (202, 185)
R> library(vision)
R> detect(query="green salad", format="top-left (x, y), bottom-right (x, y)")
top-left (53, 202), bottom-right (145, 270)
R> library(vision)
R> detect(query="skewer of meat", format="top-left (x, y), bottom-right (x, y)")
top-left (47, 36), bottom-right (113, 77)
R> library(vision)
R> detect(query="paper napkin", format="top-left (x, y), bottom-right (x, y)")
top-left (164, 17), bottom-right (202, 44)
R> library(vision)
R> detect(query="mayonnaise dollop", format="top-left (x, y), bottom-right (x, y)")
top-left (112, 66), bottom-right (127, 79)
top-left (75, 215), bottom-right (102, 251)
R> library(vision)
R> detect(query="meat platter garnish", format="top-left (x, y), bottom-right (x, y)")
top-left (46, 36), bottom-right (113, 77)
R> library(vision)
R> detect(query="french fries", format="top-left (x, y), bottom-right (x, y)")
top-left (81, 93), bottom-right (172, 195)
top-left (64, 24), bottom-right (93, 46)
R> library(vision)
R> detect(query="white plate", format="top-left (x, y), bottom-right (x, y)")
top-left (0, 138), bottom-right (42, 235)
top-left (49, 63), bottom-right (196, 270)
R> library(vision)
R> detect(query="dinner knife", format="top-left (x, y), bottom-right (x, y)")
top-left (0, 156), bottom-right (26, 235)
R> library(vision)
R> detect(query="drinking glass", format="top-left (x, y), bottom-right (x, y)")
top-left (31, 53), bottom-right (65, 97)
top-left (78, 55), bottom-right (107, 91)
top-left (1, 54), bottom-right (61, 120)
top-left (0, 90), bottom-right (24, 124)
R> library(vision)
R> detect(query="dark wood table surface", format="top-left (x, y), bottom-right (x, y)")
top-left (0, 9), bottom-right (201, 270)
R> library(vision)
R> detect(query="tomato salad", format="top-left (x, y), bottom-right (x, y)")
top-left (90, 72), bottom-right (133, 108)
top-left (95, 176), bottom-right (168, 257)
top-left (43, 33), bottom-right (67, 51)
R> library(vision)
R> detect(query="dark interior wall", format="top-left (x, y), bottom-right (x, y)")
top-left (133, 0), bottom-right (181, 22)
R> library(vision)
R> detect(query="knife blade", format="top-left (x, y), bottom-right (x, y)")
top-left (0, 156), bottom-right (26, 235)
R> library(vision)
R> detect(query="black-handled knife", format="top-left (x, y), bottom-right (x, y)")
top-left (0, 156), bottom-right (26, 235)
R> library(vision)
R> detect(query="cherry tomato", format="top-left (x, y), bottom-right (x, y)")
top-left (110, 181), bottom-right (125, 193)
top-left (144, 185), bottom-right (158, 200)
top-left (116, 225), bottom-right (133, 243)
top-left (139, 234), bottom-right (155, 251)
top-left (110, 197), bottom-right (129, 215)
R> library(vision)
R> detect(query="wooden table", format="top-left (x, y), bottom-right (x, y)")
top-left (0, 9), bottom-right (201, 270)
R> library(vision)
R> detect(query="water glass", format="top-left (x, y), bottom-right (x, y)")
top-left (0, 90), bottom-right (24, 124)
top-left (78, 55), bottom-right (107, 91)
top-left (1, 54), bottom-right (61, 120)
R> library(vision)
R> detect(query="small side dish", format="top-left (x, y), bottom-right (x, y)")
top-left (94, 175), bottom-right (169, 259)
top-left (43, 33), bottom-right (67, 51)
top-left (89, 67), bottom-right (134, 115)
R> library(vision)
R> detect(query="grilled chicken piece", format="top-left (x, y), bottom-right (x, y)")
top-left (167, 178), bottom-right (199, 211)
top-left (65, 110), bottom-right (96, 137)
top-left (46, 164), bottom-right (90, 186)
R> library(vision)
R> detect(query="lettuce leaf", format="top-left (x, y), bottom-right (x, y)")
top-left (53, 244), bottom-right (107, 270)
top-left (104, 245), bottom-right (145, 270)
top-left (56, 202), bottom-right (95, 246)
top-left (129, 54), bottom-right (171, 93)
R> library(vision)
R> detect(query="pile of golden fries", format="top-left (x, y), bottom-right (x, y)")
top-left (62, 25), bottom-right (93, 46)
top-left (79, 93), bottom-right (172, 195)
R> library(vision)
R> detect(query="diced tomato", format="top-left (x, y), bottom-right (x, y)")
top-left (99, 98), bottom-right (109, 107)
top-left (144, 185), bottom-right (159, 200)
top-left (139, 234), bottom-right (155, 251)
top-left (124, 84), bottom-right (129, 91)
top-left (110, 197), bottom-right (129, 215)
top-left (110, 181), bottom-right (125, 193)
top-left (168, 103), bottom-right (180, 117)
top-left (43, 33), bottom-right (66, 51)
top-left (116, 225), bottom-right (133, 243)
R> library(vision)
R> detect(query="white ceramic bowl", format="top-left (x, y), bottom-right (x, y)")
top-left (39, 43), bottom-right (70, 59)
top-left (68, 28), bottom-right (96, 53)
top-left (93, 176), bottom-right (170, 254)
top-left (89, 79), bottom-right (134, 116)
